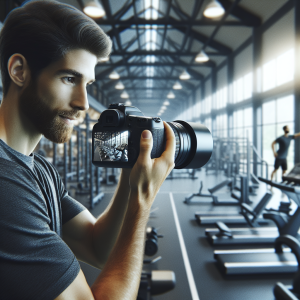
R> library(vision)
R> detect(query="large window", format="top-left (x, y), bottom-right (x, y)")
top-left (262, 49), bottom-right (294, 92)
top-left (230, 107), bottom-right (253, 142)
top-left (261, 95), bottom-right (295, 177)
top-left (232, 72), bottom-right (253, 103)
top-left (214, 86), bottom-right (227, 110)
top-left (213, 114), bottom-right (228, 138)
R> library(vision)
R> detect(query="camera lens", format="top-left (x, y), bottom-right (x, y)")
top-left (167, 121), bottom-right (213, 169)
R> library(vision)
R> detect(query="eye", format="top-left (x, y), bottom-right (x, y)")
top-left (63, 77), bottom-right (75, 84)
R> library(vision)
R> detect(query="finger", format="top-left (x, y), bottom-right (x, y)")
top-left (137, 130), bottom-right (153, 163)
top-left (161, 122), bottom-right (176, 161)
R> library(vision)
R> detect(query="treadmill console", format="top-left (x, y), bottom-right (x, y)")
top-left (282, 163), bottom-right (300, 184)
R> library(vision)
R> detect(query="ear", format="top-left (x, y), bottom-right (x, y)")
top-left (7, 54), bottom-right (31, 88)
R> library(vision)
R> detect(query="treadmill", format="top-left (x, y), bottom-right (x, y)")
top-left (195, 175), bottom-right (269, 225)
top-left (213, 172), bottom-right (300, 275)
top-left (204, 191), bottom-right (292, 245)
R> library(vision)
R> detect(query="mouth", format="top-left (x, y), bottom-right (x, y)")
top-left (59, 115), bottom-right (76, 125)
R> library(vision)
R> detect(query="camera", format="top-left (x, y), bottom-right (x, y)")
top-left (92, 103), bottom-right (213, 169)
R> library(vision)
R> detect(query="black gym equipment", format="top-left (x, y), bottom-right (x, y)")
top-left (145, 227), bottom-right (163, 256)
top-left (137, 270), bottom-right (176, 300)
top-left (213, 173), bottom-right (300, 275)
top-left (273, 235), bottom-right (300, 300)
top-left (205, 192), bottom-right (278, 245)
top-left (193, 176), bottom-right (270, 226)
top-left (189, 175), bottom-right (251, 206)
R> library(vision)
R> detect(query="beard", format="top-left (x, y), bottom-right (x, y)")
top-left (19, 79), bottom-right (80, 144)
top-left (285, 130), bottom-right (290, 134)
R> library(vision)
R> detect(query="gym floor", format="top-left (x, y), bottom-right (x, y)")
top-left (71, 169), bottom-right (295, 300)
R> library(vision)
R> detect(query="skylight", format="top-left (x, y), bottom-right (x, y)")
top-left (144, 0), bottom-right (159, 20)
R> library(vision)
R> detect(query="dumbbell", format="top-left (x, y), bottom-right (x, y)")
top-left (145, 227), bottom-right (163, 256)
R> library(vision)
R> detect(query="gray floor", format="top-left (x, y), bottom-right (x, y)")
top-left (71, 169), bottom-right (295, 300)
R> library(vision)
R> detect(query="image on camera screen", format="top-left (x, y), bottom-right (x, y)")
top-left (94, 131), bottom-right (128, 162)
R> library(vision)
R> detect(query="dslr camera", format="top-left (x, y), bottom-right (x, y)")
top-left (92, 103), bottom-right (213, 169)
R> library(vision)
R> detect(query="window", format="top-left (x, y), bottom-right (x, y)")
top-left (232, 72), bottom-right (253, 103)
top-left (263, 49), bottom-right (294, 92)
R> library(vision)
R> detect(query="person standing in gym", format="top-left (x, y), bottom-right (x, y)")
top-left (0, 1), bottom-right (175, 299)
top-left (270, 125), bottom-right (300, 181)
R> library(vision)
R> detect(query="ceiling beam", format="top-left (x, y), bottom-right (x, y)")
top-left (95, 17), bottom-right (248, 26)
top-left (109, 50), bottom-right (227, 56)
top-left (96, 61), bottom-right (214, 68)
top-left (219, 0), bottom-right (261, 27)
top-left (171, 18), bottom-right (232, 55)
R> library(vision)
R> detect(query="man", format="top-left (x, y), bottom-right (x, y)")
top-left (0, 1), bottom-right (175, 299)
top-left (270, 125), bottom-right (300, 181)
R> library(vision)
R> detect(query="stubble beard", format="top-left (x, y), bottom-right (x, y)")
top-left (19, 79), bottom-right (80, 144)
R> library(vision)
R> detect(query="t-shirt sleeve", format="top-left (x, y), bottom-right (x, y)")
top-left (290, 135), bottom-right (296, 140)
top-left (61, 193), bottom-right (87, 225)
top-left (38, 155), bottom-right (87, 225)
top-left (0, 161), bottom-right (80, 300)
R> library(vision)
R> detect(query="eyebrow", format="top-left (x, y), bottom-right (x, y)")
top-left (56, 69), bottom-right (95, 83)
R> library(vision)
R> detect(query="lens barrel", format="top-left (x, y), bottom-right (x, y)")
top-left (167, 121), bottom-right (213, 169)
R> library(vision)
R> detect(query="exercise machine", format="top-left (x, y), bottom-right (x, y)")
top-left (205, 192), bottom-right (279, 245)
top-left (273, 235), bottom-right (300, 300)
top-left (137, 270), bottom-right (176, 300)
top-left (213, 174), bottom-right (300, 275)
top-left (187, 175), bottom-right (251, 206)
top-left (193, 176), bottom-right (270, 226)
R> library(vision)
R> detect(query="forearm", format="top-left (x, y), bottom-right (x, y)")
top-left (91, 193), bottom-right (149, 300)
top-left (272, 143), bottom-right (276, 154)
top-left (92, 169), bottom-right (131, 267)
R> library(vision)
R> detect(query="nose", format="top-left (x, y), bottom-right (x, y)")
top-left (70, 85), bottom-right (89, 111)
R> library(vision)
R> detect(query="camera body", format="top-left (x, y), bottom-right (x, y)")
top-left (92, 103), bottom-right (166, 168)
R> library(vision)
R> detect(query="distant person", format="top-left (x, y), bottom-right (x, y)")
top-left (270, 125), bottom-right (300, 181)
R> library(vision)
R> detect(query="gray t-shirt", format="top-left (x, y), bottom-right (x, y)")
top-left (275, 135), bottom-right (295, 159)
top-left (0, 139), bottom-right (86, 300)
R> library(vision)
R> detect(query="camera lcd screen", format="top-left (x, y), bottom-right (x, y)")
top-left (94, 131), bottom-right (128, 162)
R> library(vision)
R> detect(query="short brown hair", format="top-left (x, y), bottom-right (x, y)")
top-left (0, 0), bottom-right (111, 95)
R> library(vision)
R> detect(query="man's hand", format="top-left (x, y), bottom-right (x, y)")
top-left (274, 152), bottom-right (278, 158)
top-left (129, 121), bottom-right (175, 210)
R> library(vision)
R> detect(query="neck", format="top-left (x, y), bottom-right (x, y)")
top-left (0, 87), bottom-right (41, 156)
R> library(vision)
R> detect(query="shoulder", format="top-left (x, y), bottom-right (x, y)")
top-left (34, 152), bottom-right (61, 180)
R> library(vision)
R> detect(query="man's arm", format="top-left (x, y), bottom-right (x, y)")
top-left (62, 168), bottom-right (132, 269)
top-left (272, 140), bottom-right (278, 157)
top-left (56, 122), bottom-right (175, 300)
top-left (294, 133), bottom-right (300, 138)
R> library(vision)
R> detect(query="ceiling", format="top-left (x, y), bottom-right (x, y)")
top-left (0, 0), bottom-right (289, 120)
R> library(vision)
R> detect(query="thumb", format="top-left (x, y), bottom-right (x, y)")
top-left (138, 130), bottom-right (153, 162)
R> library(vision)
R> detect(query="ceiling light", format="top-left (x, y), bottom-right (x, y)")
top-left (167, 91), bottom-right (175, 99)
top-left (115, 82), bottom-right (125, 90)
top-left (163, 100), bottom-right (170, 106)
top-left (179, 70), bottom-right (190, 80)
top-left (120, 91), bottom-right (129, 99)
top-left (173, 81), bottom-right (182, 90)
top-left (125, 100), bottom-right (132, 106)
top-left (109, 71), bottom-right (120, 79)
top-left (195, 50), bottom-right (209, 63)
top-left (157, 112), bottom-right (162, 116)
top-left (83, 0), bottom-right (106, 18)
top-left (161, 105), bottom-right (167, 110)
top-left (203, 0), bottom-right (225, 18)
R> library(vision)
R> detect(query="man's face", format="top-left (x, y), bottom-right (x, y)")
top-left (285, 126), bottom-right (290, 134)
top-left (19, 49), bottom-right (97, 143)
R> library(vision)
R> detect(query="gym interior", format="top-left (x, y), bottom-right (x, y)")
top-left (1, 0), bottom-right (300, 299)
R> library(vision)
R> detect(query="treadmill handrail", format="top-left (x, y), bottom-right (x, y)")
top-left (258, 177), bottom-right (300, 194)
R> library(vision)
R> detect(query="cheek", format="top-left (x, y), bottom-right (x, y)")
top-left (39, 82), bottom-right (69, 110)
